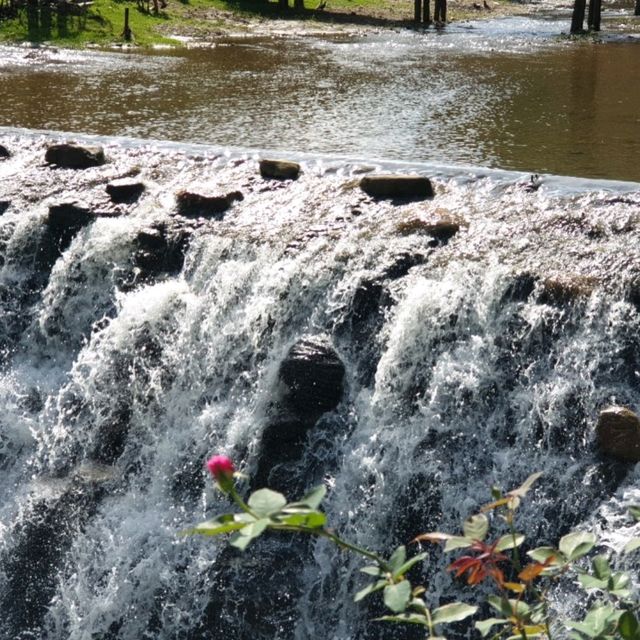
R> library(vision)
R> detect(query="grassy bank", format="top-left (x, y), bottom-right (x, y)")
top-left (0, 0), bottom-right (508, 47)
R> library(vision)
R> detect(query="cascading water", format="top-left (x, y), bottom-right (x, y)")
top-left (1, 131), bottom-right (640, 640)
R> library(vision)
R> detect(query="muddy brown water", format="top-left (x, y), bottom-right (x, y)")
top-left (1, 14), bottom-right (640, 181)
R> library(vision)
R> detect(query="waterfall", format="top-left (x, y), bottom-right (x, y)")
top-left (1, 131), bottom-right (640, 640)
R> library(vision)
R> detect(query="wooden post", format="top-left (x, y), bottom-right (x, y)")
top-left (587, 0), bottom-right (594, 29)
top-left (294, 0), bottom-right (303, 8)
top-left (635, 0), bottom-right (639, 16)
top-left (422, 0), bottom-right (430, 23)
top-left (570, 0), bottom-right (586, 33)
top-left (592, 0), bottom-right (601, 30)
top-left (279, 0), bottom-right (288, 8)
top-left (414, 0), bottom-right (422, 23)
top-left (123, 7), bottom-right (132, 40)
top-left (434, 0), bottom-right (446, 22)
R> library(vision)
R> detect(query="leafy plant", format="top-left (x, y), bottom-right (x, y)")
top-left (189, 458), bottom-right (640, 640)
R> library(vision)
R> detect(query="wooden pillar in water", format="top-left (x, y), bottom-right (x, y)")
top-left (123, 7), bottom-right (132, 40)
top-left (434, 0), bottom-right (446, 23)
top-left (422, 0), bottom-right (430, 24)
top-left (570, 0), bottom-right (586, 33)
top-left (279, 0), bottom-right (288, 8)
top-left (635, 0), bottom-right (640, 16)
top-left (414, 0), bottom-right (422, 23)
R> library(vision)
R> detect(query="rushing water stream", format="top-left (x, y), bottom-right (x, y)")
top-left (1, 13), bottom-right (640, 180)
top-left (0, 130), bottom-right (639, 639)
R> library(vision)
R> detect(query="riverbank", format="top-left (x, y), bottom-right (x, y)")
top-left (0, 0), bottom-right (562, 47)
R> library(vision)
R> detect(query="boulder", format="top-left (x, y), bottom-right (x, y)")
top-left (279, 338), bottom-right (345, 419)
top-left (45, 143), bottom-right (106, 169)
top-left (501, 272), bottom-right (538, 304)
top-left (176, 189), bottom-right (243, 219)
top-left (596, 406), bottom-right (640, 462)
top-left (396, 212), bottom-right (463, 242)
top-left (259, 159), bottom-right (300, 181)
top-left (360, 174), bottom-right (434, 200)
top-left (0, 144), bottom-right (10, 159)
top-left (132, 221), bottom-right (191, 281)
top-left (40, 202), bottom-right (96, 267)
top-left (538, 274), bottom-right (598, 306)
top-left (106, 178), bottom-right (145, 203)
top-left (0, 201), bottom-right (10, 215)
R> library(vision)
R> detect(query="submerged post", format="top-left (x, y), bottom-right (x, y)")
top-left (123, 7), bottom-right (132, 40)
top-left (635, 0), bottom-right (639, 16)
top-left (587, 0), bottom-right (601, 30)
top-left (414, 0), bottom-right (422, 23)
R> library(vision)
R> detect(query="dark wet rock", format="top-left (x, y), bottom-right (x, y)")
top-left (132, 221), bottom-right (191, 282)
top-left (0, 201), bottom-right (10, 215)
top-left (279, 338), bottom-right (345, 420)
top-left (0, 470), bottom-right (109, 637)
top-left (106, 178), bottom-right (145, 204)
top-left (501, 272), bottom-right (538, 304)
top-left (176, 189), bottom-right (243, 219)
top-left (36, 201), bottom-right (96, 270)
top-left (90, 405), bottom-right (132, 464)
top-left (596, 406), bottom-right (640, 462)
top-left (537, 274), bottom-right (598, 306)
top-left (360, 175), bottom-right (434, 201)
top-left (384, 252), bottom-right (428, 280)
top-left (45, 143), bottom-right (106, 169)
top-left (396, 212), bottom-right (463, 242)
top-left (0, 144), bottom-right (10, 159)
top-left (259, 158), bottom-right (300, 181)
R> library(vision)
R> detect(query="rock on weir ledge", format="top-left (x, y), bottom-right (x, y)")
top-left (259, 159), bottom-right (301, 181)
top-left (360, 174), bottom-right (434, 200)
top-left (45, 143), bottom-right (106, 169)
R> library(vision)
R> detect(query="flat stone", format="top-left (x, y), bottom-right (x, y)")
top-left (45, 143), bottom-right (106, 169)
top-left (0, 144), bottom-right (10, 159)
top-left (176, 189), bottom-right (243, 219)
top-left (360, 175), bottom-right (434, 200)
top-left (259, 159), bottom-right (300, 181)
top-left (396, 213), bottom-right (463, 242)
top-left (596, 406), bottom-right (640, 462)
top-left (106, 179), bottom-right (145, 203)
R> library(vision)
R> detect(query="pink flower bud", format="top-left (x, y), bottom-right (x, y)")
top-left (206, 455), bottom-right (235, 493)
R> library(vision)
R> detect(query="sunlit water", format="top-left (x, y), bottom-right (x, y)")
top-left (1, 14), bottom-right (640, 180)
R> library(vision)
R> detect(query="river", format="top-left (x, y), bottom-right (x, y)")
top-left (1, 13), bottom-right (640, 181)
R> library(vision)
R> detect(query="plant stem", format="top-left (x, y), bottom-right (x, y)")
top-left (229, 485), bottom-right (259, 519)
top-left (317, 528), bottom-right (392, 572)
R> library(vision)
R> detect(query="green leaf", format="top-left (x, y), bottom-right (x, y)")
top-left (287, 485), bottom-right (327, 511)
top-left (624, 537), bottom-right (640, 554)
top-left (248, 489), bottom-right (287, 517)
top-left (527, 546), bottom-right (562, 563)
top-left (566, 603), bottom-right (620, 638)
top-left (229, 518), bottom-right (270, 550)
top-left (488, 596), bottom-right (530, 619)
top-left (431, 603), bottom-right (478, 625)
top-left (277, 511), bottom-right (326, 529)
top-left (383, 581), bottom-right (412, 613)
top-left (495, 533), bottom-right (525, 551)
top-left (628, 506), bottom-right (640, 521)
top-left (393, 552), bottom-right (427, 579)
top-left (388, 546), bottom-right (407, 575)
top-left (361, 565), bottom-right (382, 577)
top-left (559, 531), bottom-right (597, 562)
top-left (592, 555), bottom-right (611, 580)
top-left (608, 572), bottom-right (631, 598)
top-left (475, 618), bottom-right (509, 637)
top-left (444, 536), bottom-right (474, 552)
top-left (578, 574), bottom-right (608, 590)
top-left (619, 611), bottom-right (640, 640)
top-left (374, 613), bottom-right (429, 626)
top-left (463, 514), bottom-right (489, 541)
top-left (354, 579), bottom-right (386, 602)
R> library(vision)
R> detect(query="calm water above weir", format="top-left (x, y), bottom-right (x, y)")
top-left (1, 14), bottom-right (640, 181)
